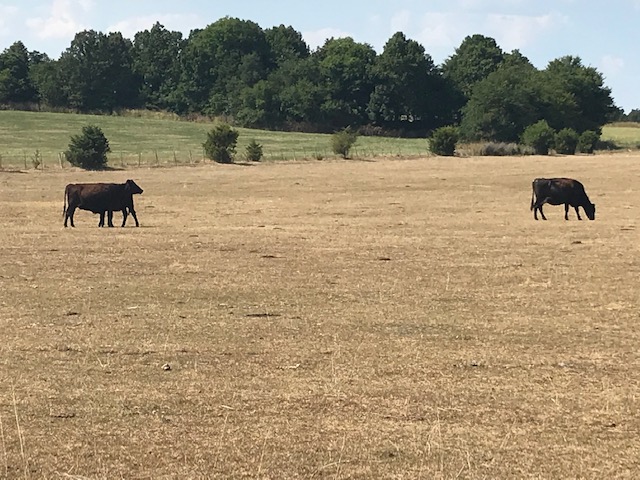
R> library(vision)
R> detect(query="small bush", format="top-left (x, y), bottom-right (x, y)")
top-left (331, 127), bottom-right (358, 159)
top-left (429, 126), bottom-right (459, 156)
top-left (245, 139), bottom-right (263, 162)
top-left (521, 120), bottom-right (555, 155)
top-left (65, 125), bottom-right (111, 170)
top-left (203, 124), bottom-right (239, 164)
top-left (577, 130), bottom-right (600, 154)
top-left (554, 128), bottom-right (579, 155)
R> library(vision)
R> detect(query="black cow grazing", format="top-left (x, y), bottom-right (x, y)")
top-left (63, 180), bottom-right (143, 227)
top-left (530, 177), bottom-right (595, 221)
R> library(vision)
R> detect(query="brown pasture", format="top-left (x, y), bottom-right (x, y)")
top-left (1, 153), bottom-right (639, 479)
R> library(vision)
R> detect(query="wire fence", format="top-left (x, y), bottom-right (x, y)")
top-left (0, 146), bottom-right (431, 170)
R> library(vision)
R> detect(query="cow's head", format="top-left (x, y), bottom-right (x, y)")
top-left (585, 202), bottom-right (596, 220)
top-left (124, 179), bottom-right (143, 195)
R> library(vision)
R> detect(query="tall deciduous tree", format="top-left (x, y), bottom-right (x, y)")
top-left (460, 51), bottom-right (542, 142)
top-left (177, 17), bottom-right (274, 116)
top-left (368, 32), bottom-right (457, 133)
top-left (57, 30), bottom-right (139, 112)
top-left (267, 56), bottom-right (325, 128)
top-left (542, 56), bottom-right (615, 133)
top-left (442, 34), bottom-right (505, 100)
top-left (28, 52), bottom-right (64, 107)
top-left (264, 25), bottom-right (309, 65)
top-left (314, 37), bottom-right (376, 129)
top-left (132, 22), bottom-right (184, 110)
top-left (0, 41), bottom-right (38, 104)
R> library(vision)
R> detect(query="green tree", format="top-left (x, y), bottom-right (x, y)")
top-left (542, 56), bottom-right (615, 133)
top-left (624, 109), bottom-right (640, 122)
top-left (203, 123), bottom-right (239, 163)
top-left (314, 37), bottom-right (376, 129)
top-left (267, 56), bottom-right (325, 128)
top-left (29, 56), bottom-right (67, 107)
top-left (0, 41), bottom-right (38, 104)
top-left (178, 17), bottom-right (274, 116)
top-left (521, 120), bottom-right (555, 155)
top-left (442, 34), bottom-right (505, 100)
top-left (235, 79), bottom-right (280, 127)
top-left (132, 22), bottom-right (184, 111)
top-left (264, 25), bottom-right (309, 65)
top-left (460, 52), bottom-right (542, 142)
top-left (57, 30), bottom-right (139, 112)
top-left (367, 32), bottom-right (457, 133)
top-left (65, 125), bottom-right (111, 170)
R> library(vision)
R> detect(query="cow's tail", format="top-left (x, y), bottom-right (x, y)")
top-left (530, 184), bottom-right (536, 211)
top-left (62, 186), bottom-right (67, 218)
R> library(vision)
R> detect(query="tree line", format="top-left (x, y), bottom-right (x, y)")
top-left (0, 16), bottom-right (624, 142)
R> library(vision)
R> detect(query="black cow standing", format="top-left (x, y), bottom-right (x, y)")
top-left (63, 179), bottom-right (143, 227)
top-left (530, 177), bottom-right (595, 221)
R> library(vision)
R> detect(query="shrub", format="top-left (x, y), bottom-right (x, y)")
top-left (331, 127), bottom-right (358, 159)
top-left (554, 128), bottom-right (579, 155)
top-left (203, 124), bottom-right (239, 164)
top-left (429, 126), bottom-right (459, 156)
top-left (521, 120), bottom-right (555, 155)
top-left (245, 139), bottom-right (263, 162)
top-left (479, 142), bottom-right (522, 156)
top-left (576, 130), bottom-right (600, 154)
top-left (65, 125), bottom-right (111, 170)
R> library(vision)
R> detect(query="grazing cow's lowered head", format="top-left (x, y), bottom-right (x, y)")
top-left (530, 177), bottom-right (595, 221)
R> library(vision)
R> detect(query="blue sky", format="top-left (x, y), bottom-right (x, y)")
top-left (1, 0), bottom-right (638, 112)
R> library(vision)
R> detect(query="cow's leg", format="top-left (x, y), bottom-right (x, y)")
top-left (533, 204), bottom-right (539, 220)
top-left (107, 211), bottom-right (114, 228)
top-left (121, 208), bottom-right (128, 227)
top-left (539, 205), bottom-right (547, 220)
top-left (98, 212), bottom-right (105, 227)
top-left (65, 207), bottom-right (76, 227)
top-left (575, 206), bottom-right (582, 220)
top-left (128, 207), bottom-right (140, 227)
top-left (564, 204), bottom-right (570, 220)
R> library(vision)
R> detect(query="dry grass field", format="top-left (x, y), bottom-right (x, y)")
top-left (1, 153), bottom-right (640, 479)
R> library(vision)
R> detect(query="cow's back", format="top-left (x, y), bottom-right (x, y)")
top-left (533, 177), bottom-right (587, 206)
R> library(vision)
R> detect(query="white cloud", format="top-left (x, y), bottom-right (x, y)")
top-left (26, 0), bottom-right (93, 39)
top-left (302, 27), bottom-right (353, 51)
top-left (107, 14), bottom-right (202, 40)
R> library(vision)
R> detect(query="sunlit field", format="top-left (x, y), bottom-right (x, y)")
top-left (602, 122), bottom-right (640, 149)
top-left (0, 110), bottom-right (430, 167)
top-left (1, 152), bottom-right (639, 478)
